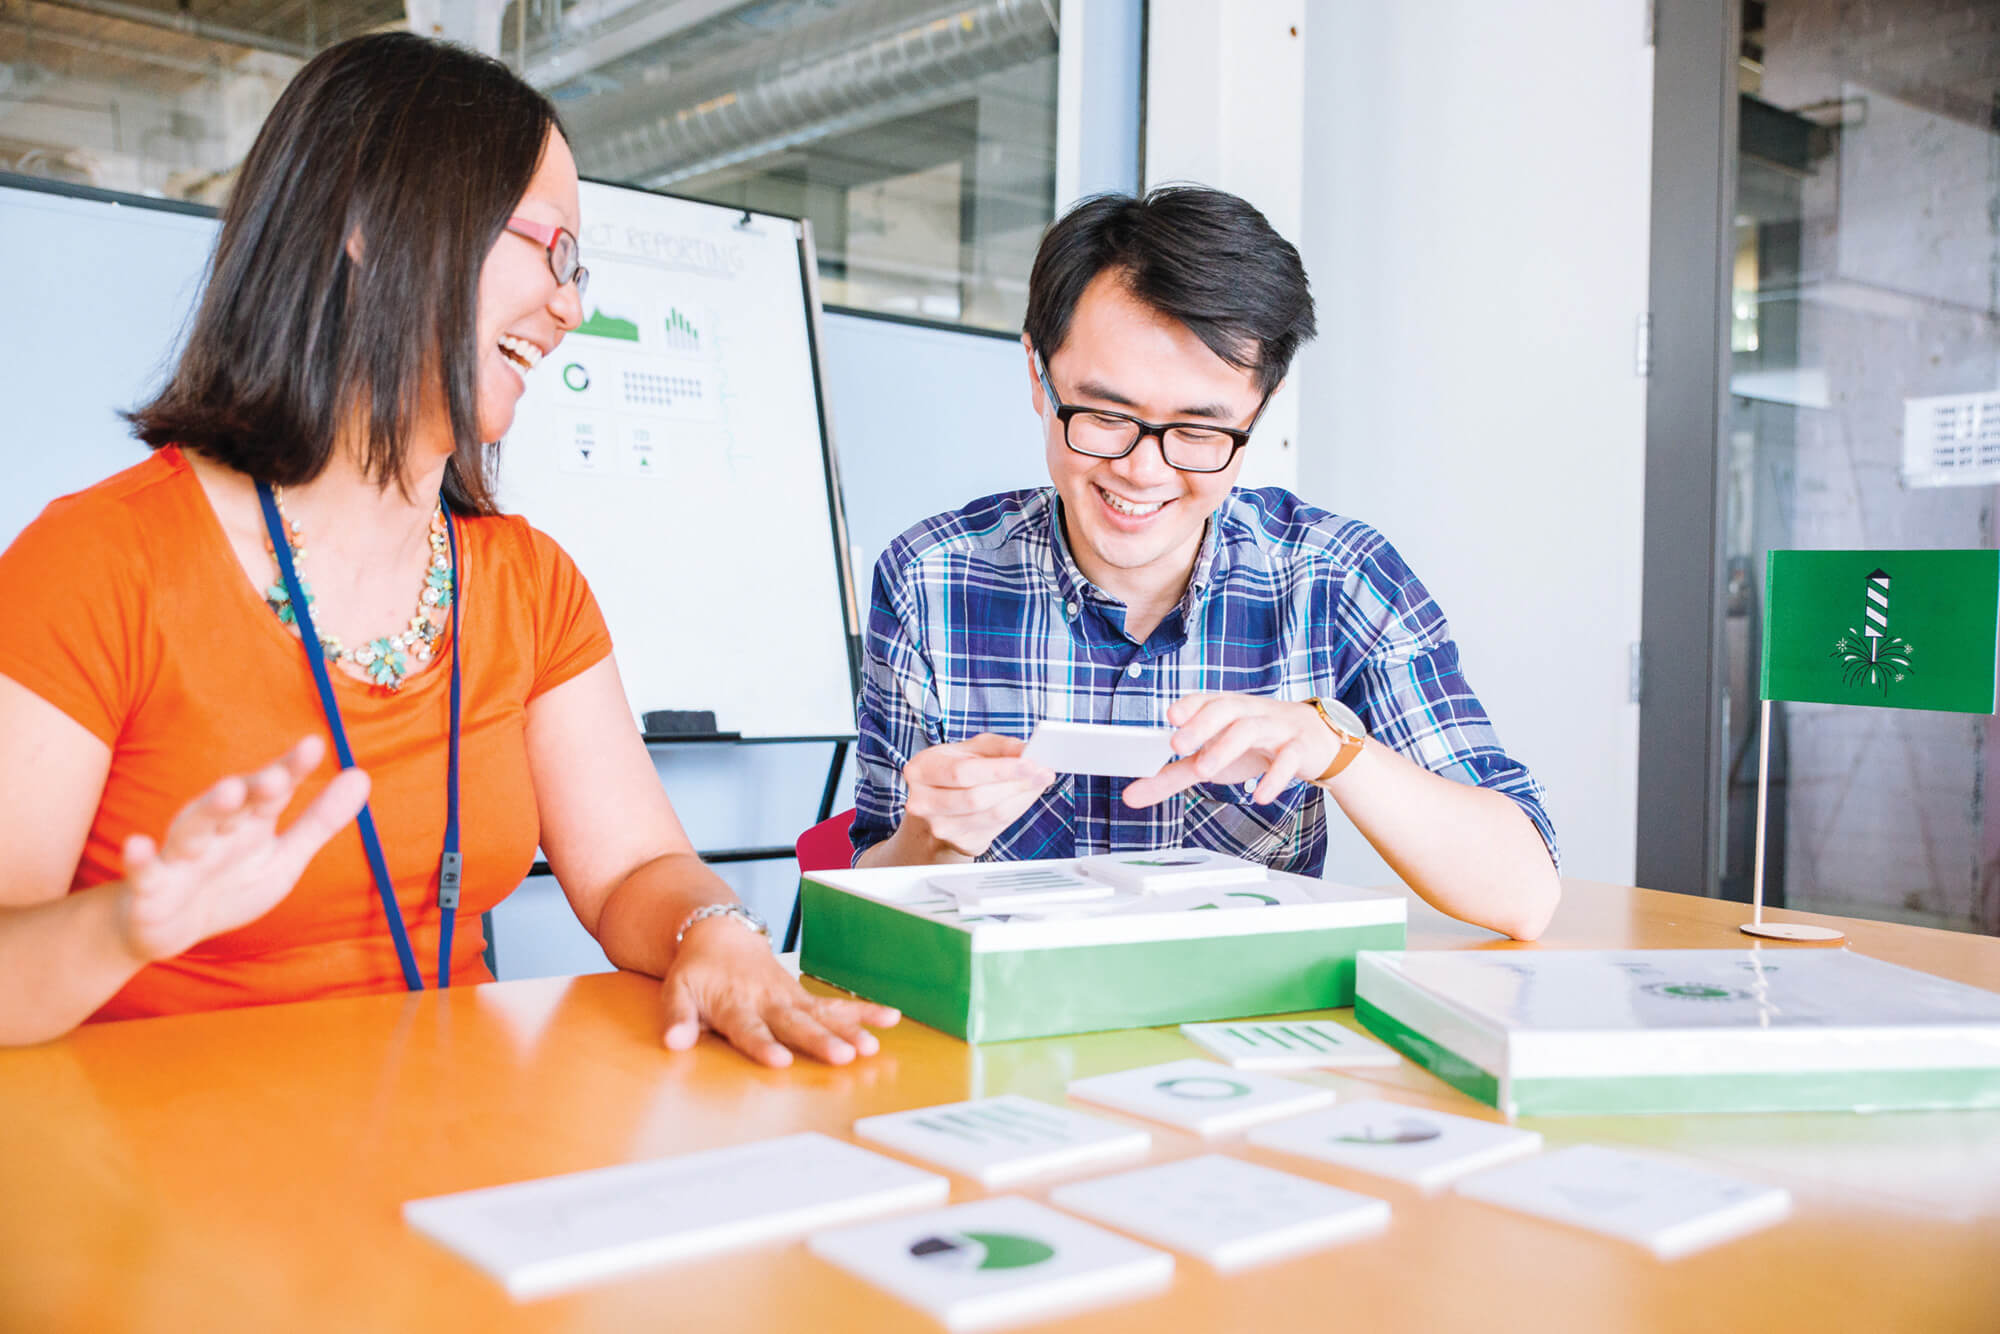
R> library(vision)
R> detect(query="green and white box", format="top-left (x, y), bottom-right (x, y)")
top-left (1356, 949), bottom-right (2000, 1118)
top-left (799, 861), bottom-right (1406, 1043)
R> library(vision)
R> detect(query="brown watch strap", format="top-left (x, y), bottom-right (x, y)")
top-left (1307, 697), bottom-right (1366, 783)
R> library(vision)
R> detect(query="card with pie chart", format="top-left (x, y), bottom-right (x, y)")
top-left (1066, 1058), bottom-right (1336, 1137)
top-left (807, 1196), bottom-right (1173, 1332)
top-left (1049, 1153), bottom-right (1391, 1272)
top-left (1247, 1098), bottom-right (1542, 1191)
top-left (1452, 1143), bottom-right (1791, 1259)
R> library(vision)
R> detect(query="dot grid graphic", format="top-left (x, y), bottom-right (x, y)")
top-left (622, 369), bottom-right (705, 408)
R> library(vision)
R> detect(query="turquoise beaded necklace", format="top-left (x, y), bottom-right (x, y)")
top-left (262, 485), bottom-right (454, 692)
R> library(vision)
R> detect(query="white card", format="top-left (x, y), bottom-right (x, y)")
top-left (1078, 848), bottom-right (1269, 893)
top-left (1248, 1099), bottom-right (1542, 1192)
top-left (1181, 1020), bottom-right (1403, 1070)
top-left (1067, 1058), bottom-right (1336, 1137)
top-left (809, 1195), bottom-right (1173, 1333)
top-left (854, 1095), bottom-right (1151, 1187)
top-left (1107, 881), bottom-right (1317, 914)
top-left (1454, 1144), bottom-right (1792, 1259)
top-left (930, 866), bottom-right (1115, 912)
top-left (403, 1132), bottom-right (948, 1298)
top-left (1049, 1153), bottom-right (1390, 1272)
top-left (1022, 721), bottom-right (1177, 777)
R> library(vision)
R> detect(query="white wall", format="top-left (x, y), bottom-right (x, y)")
top-left (1293, 2), bottom-right (1655, 888)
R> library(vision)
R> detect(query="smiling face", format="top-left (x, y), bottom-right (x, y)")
top-left (1028, 270), bottom-right (1266, 608)
top-left (473, 130), bottom-right (585, 444)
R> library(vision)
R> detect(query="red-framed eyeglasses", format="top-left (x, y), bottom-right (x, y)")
top-left (504, 216), bottom-right (589, 299)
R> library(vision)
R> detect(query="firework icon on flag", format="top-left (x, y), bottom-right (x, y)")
top-left (1831, 568), bottom-right (1915, 694)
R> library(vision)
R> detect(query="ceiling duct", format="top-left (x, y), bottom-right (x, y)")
top-left (570, 0), bottom-right (1058, 188)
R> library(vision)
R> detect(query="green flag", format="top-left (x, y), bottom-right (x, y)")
top-left (1761, 550), bottom-right (2000, 713)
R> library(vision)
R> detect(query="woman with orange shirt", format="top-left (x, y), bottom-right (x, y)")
top-left (0, 33), bottom-right (896, 1063)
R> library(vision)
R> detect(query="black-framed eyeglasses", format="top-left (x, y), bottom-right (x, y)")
top-left (504, 216), bottom-right (590, 300)
top-left (1034, 351), bottom-right (1270, 474)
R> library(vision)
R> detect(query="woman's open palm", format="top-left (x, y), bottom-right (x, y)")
top-left (119, 735), bottom-right (371, 961)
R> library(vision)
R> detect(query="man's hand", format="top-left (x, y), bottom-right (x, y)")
top-left (1121, 693), bottom-right (1341, 809)
top-left (118, 735), bottom-right (371, 962)
top-left (898, 734), bottom-right (1057, 858)
top-left (659, 915), bottom-right (900, 1067)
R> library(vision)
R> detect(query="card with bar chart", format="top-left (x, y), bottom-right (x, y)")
top-left (1067, 1059), bottom-right (1336, 1137)
top-left (1049, 1154), bottom-right (1391, 1272)
top-left (1248, 1099), bottom-right (1542, 1192)
top-left (853, 1095), bottom-right (1152, 1187)
top-left (1180, 1019), bottom-right (1403, 1070)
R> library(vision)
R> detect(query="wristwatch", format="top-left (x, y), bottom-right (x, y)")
top-left (675, 901), bottom-right (770, 948)
top-left (1305, 696), bottom-right (1368, 783)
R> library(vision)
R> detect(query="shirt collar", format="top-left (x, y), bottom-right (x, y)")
top-left (1037, 488), bottom-right (1230, 619)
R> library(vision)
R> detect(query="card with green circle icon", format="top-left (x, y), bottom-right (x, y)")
top-left (1247, 1098), bottom-right (1542, 1192)
top-left (807, 1195), bottom-right (1173, 1332)
top-left (1066, 1058), bottom-right (1336, 1137)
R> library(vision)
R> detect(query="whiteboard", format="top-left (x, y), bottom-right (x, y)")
top-left (0, 174), bottom-right (858, 741)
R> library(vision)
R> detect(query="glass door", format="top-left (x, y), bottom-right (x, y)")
top-left (1719, 0), bottom-right (2000, 933)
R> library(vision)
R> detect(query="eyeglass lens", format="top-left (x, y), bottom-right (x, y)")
top-left (1066, 411), bottom-right (1237, 471)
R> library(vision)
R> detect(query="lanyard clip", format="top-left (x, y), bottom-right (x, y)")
top-left (438, 852), bottom-right (463, 910)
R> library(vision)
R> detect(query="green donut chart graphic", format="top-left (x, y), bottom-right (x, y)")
top-left (1154, 1075), bottom-right (1252, 1101)
top-left (1189, 891), bottom-right (1282, 910)
top-left (561, 362), bottom-right (590, 392)
top-left (1643, 982), bottom-right (1748, 1002)
top-left (908, 1231), bottom-right (1056, 1271)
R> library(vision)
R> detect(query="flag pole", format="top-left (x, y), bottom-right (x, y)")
top-left (1741, 698), bottom-right (1845, 942)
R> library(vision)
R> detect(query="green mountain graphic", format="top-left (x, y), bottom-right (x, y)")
top-left (575, 308), bottom-right (640, 341)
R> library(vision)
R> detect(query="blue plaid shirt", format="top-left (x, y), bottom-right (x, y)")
top-left (851, 486), bottom-right (1557, 873)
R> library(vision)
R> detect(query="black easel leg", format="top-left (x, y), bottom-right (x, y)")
top-left (784, 740), bottom-right (850, 952)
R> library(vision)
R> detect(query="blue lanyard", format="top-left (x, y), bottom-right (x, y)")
top-left (255, 481), bottom-right (463, 991)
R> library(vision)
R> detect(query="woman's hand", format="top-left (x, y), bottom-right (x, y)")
top-left (118, 735), bottom-right (371, 962)
top-left (1121, 692), bottom-right (1341, 809)
top-left (659, 915), bottom-right (900, 1068)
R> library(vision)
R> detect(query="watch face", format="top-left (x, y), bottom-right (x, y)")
top-left (1320, 697), bottom-right (1366, 739)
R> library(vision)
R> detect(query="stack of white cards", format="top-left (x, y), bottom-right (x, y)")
top-left (1248, 1099), bottom-right (1542, 1192)
top-left (1078, 848), bottom-right (1269, 893)
top-left (1049, 1154), bottom-right (1391, 1272)
top-left (809, 1196), bottom-right (1173, 1332)
top-left (1181, 1019), bottom-right (1402, 1069)
top-left (1068, 1058), bottom-right (1336, 1137)
top-left (402, 1132), bottom-right (947, 1298)
top-left (928, 866), bottom-right (1115, 914)
top-left (1454, 1144), bottom-right (1792, 1259)
top-left (853, 1095), bottom-right (1151, 1186)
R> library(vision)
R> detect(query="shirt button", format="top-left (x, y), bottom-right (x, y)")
top-left (1126, 662), bottom-right (1142, 678)
top-left (1066, 600), bottom-right (1078, 618)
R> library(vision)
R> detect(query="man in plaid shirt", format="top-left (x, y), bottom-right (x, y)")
top-left (851, 187), bottom-right (1560, 939)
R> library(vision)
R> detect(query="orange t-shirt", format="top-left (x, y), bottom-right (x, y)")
top-left (0, 448), bottom-right (613, 1019)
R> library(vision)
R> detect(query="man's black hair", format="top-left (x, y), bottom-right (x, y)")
top-left (1022, 186), bottom-right (1316, 395)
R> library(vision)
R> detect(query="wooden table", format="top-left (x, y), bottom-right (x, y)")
top-left (3, 882), bottom-right (1997, 1333)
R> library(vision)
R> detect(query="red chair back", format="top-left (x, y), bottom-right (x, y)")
top-left (795, 809), bottom-right (857, 874)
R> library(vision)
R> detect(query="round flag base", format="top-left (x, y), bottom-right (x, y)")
top-left (1739, 920), bottom-right (1846, 942)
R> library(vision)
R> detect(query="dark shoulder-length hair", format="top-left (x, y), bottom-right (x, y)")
top-left (130, 32), bottom-right (560, 515)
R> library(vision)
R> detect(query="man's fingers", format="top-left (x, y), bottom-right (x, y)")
top-left (959, 733), bottom-right (1028, 758)
top-left (1121, 757), bottom-right (1206, 808)
top-left (1252, 739), bottom-right (1310, 805)
top-left (907, 776), bottom-right (1050, 820)
top-left (1166, 692), bottom-right (1224, 728)
top-left (911, 752), bottom-right (1046, 791)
